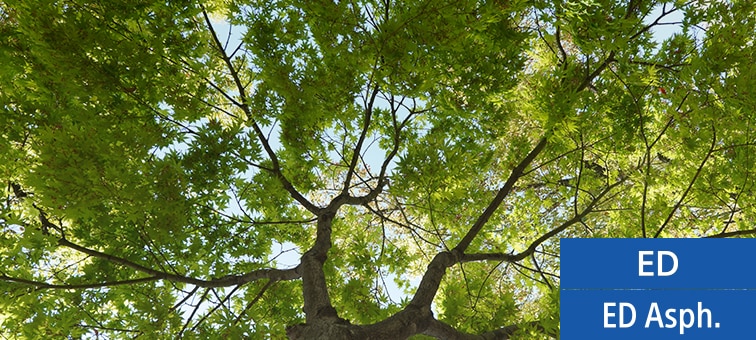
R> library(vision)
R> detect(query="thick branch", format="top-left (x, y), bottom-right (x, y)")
top-left (201, 7), bottom-right (249, 109)
top-left (58, 238), bottom-right (300, 288)
top-left (357, 254), bottom-right (456, 339)
top-left (462, 178), bottom-right (626, 264)
top-left (511, 178), bottom-right (625, 261)
top-left (460, 253), bottom-right (517, 263)
top-left (201, 6), bottom-right (320, 214)
top-left (391, 137), bottom-right (551, 332)
top-left (329, 178), bottom-right (387, 210)
top-left (0, 274), bottom-right (158, 290)
top-left (343, 86), bottom-right (379, 193)
top-left (577, 51), bottom-right (615, 92)
top-left (554, 26), bottom-right (567, 63)
top-left (454, 136), bottom-right (548, 253)
top-left (360, 304), bottom-right (433, 339)
top-left (300, 213), bottom-right (339, 323)
top-left (707, 229), bottom-right (756, 238)
top-left (408, 251), bottom-right (459, 308)
top-left (249, 121), bottom-right (321, 213)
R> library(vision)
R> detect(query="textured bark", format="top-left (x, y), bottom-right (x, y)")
top-left (301, 213), bottom-right (337, 323)
top-left (286, 305), bottom-right (433, 340)
top-left (286, 321), bottom-right (365, 340)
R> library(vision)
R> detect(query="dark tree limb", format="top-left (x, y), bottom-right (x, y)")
top-left (453, 136), bottom-right (549, 254)
top-left (461, 177), bottom-right (627, 264)
top-left (57, 238), bottom-right (300, 288)
top-left (300, 213), bottom-right (340, 323)
top-left (707, 229), bottom-right (756, 238)
top-left (343, 85), bottom-right (379, 193)
top-left (0, 274), bottom-right (158, 290)
top-left (201, 6), bottom-right (320, 214)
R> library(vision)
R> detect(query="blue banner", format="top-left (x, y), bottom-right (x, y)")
top-left (560, 238), bottom-right (756, 339)
top-left (561, 238), bottom-right (756, 289)
top-left (561, 289), bottom-right (756, 339)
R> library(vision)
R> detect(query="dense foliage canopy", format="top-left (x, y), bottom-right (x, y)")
top-left (1, 0), bottom-right (755, 338)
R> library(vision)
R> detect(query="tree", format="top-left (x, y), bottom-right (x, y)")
top-left (1, 0), bottom-right (755, 338)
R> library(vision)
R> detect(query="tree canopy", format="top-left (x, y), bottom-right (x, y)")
top-left (1, 0), bottom-right (755, 338)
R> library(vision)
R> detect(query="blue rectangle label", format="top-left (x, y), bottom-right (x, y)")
top-left (561, 238), bottom-right (756, 289)
top-left (561, 238), bottom-right (756, 339)
top-left (561, 289), bottom-right (756, 339)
